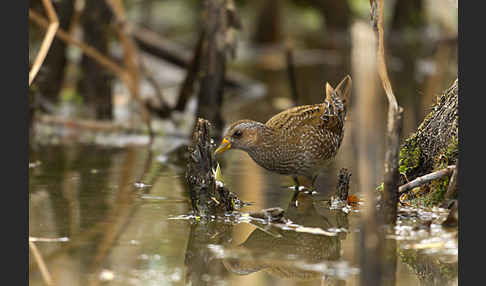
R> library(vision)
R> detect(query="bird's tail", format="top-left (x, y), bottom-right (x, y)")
top-left (323, 75), bottom-right (352, 121)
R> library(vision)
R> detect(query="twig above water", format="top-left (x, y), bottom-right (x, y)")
top-left (398, 165), bottom-right (456, 194)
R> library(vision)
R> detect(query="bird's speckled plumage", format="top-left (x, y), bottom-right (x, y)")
top-left (216, 75), bottom-right (352, 180)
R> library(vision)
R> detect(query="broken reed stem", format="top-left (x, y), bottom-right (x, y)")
top-left (371, 0), bottom-right (403, 225)
top-left (186, 118), bottom-right (218, 215)
top-left (29, 240), bottom-right (54, 286)
top-left (382, 109), bottom-right (403, 223)
top-left (336, 168), bottom-right (351, 201)
top-left (186, 118), bottom-right (241, 216)
top-left (29, 0), bottom-right (59, 86)
top-left (398, 165), bottom-right (456, 194)
top-left (285, 40), bottom-right (299, 105)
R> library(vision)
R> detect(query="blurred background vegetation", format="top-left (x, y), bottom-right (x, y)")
top-left (29, 0), bottom-right (457, 143)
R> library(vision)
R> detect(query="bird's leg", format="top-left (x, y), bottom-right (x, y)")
top-left (311, 175), bottom-right (318, 188)
top-left (292, 176), bottom-right (301, 190)
top-left (290, 176), bottom-right (302, 207)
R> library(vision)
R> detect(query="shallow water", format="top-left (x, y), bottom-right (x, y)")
top-left (29, 143), bottom-right (457, 286)
top-left (29, 34), bottom-right (457, 285)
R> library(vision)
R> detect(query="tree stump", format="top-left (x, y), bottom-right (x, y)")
top-left (186, 118), bottom-right (242, 217)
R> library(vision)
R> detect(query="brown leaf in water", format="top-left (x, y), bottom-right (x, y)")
top-left (347, 195), bottom-right (360, 205)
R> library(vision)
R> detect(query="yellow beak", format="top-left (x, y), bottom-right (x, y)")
top-left (214, 138), bottom-right (231, 155)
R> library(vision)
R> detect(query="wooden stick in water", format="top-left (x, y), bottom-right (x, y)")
top-left (398, 165), bottom-right (456, 194)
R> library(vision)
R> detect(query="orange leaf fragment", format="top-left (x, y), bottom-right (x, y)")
top-left (347, 195), bottom-right (360, 204)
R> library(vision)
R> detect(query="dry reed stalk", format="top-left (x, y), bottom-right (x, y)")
top-left (105, 0), bottom-right (153, 137)
top-left (29, 0), bottom-right (59, 86)
top-left (30, 7), bottom-right (154, 137)
top-left (371, 0), bottom-right (403, 225)
top-left (29, 240), bottom-right (54, 286)
top-left (30, 10), bottom-right (125, 77)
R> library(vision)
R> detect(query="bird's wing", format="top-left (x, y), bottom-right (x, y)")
top-left (265, 104), bottom-right (343, 136)
top-left (265, 75), bottom-right (351, 135)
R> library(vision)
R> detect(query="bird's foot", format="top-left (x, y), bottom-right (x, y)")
top-left (289, 185), bottom-right (318, 208)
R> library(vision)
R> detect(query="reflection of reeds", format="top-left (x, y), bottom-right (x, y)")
top-left (88, 147), bottom-right (149, 286)
top-left (29, 240), bottom-right (54, 286)
top-left (29, 147), bottom-right (157, 285)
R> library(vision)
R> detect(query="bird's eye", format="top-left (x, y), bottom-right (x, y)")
top-left (233, 130), bottom-right (243, 138)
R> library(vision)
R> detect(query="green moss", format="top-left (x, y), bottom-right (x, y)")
top-left (439, 261), bottom-right (458, 281)
top-left (423, 136), bottom-right (457, 206)
top-left (426, 176), bottom-right (450, 206)
top-left (399, 135), bottom-right (422, 176)
top-left (445, 137), bottom-right (459, 162)
top-left (376, 182), bottom-right (384, 192)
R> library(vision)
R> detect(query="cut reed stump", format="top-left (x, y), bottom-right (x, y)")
top-left (186, 118), bottom-right (242, 217)
top-left (335, 168), bottom-right (351, 202)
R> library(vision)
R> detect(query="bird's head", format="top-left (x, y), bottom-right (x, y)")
top-left (214, 120), bottom-right (266, 155)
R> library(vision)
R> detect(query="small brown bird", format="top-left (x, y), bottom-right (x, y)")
top-left (215, 75), bottom-right (352, 186)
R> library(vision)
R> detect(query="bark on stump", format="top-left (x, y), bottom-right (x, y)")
top-left (186, 118), bottom-right (241, 217)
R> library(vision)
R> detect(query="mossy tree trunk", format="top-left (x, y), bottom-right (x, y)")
top-left (398, 78), bottom-right (458, 204)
